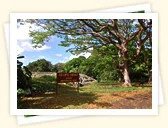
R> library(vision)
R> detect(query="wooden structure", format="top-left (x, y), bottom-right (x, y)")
top-left (57, 73), bottom-right (79, 83)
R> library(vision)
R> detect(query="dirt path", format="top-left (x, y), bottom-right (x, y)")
top-left (86, 90), bottom-right (152, 109)
top-left (19, 89), bottom-right (152, 109)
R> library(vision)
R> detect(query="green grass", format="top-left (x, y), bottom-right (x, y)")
top-left (19, 77), bottom-right (152, 109)
top-left (31, 76), bottom-right (150, 94)
top-left (32, 75), bottom-right (56, 93)
top-left (80, 82), bottom-right (148, 93)
top-left (33, 75), bottom-right (56, 83)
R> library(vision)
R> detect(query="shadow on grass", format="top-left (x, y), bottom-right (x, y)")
top-left (31, 80), bottom-right (57, 93)
top-left (18, 84), bottom-right (98, 109)
top-left (18, 79), bottom-right (152, 109)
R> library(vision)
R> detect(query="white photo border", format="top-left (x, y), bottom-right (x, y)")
top-left (10, 13), bottom-right (158, 115)
top-left (93, 3), bottom-right (151, 13)
top-left (15, 4), bottom-right (161, 125)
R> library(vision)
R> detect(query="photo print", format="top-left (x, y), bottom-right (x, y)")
top-left (10, 13), bottom-right (158, 115)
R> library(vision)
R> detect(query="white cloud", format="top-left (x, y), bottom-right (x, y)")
top-left (59, 52), bottom-right (91, 63)
top-left (17, 39), bottom-right (51, 54)
top-left (17, 45), bottom-right (24, 55)
top-left (80, 52), bottom-right (91, 58)
top-left (69, 52), bottom-right (91, 60)
top-left (36, 45), bottom-right (51, 51)
top-left (22, 55), bottom-right (46, 66)
top-left (17, 23), bottom-right (32, 41)
top-left (17, 22), bottom-right (50, 54)
top-left (59, 57), bottom-right (69, 63)
top-left (17, 22), bottom-right (43, 40)
top-left (55, 53), bottom-right (63, 57)
top-left (71, 47), bottom-right (93, 59)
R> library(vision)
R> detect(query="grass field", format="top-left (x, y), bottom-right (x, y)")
top-left (18, 76), bottom-right (152, 109)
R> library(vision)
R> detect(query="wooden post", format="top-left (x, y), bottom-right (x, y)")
top-left (56, 83), bottom-right (58, 95)
top-left (77, 82), bottom-right (79, 93)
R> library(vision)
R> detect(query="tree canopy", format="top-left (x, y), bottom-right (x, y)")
top-left (27, 59), bottom-right (53, 72)
top-left (21, 19), bottom-right (152, 86)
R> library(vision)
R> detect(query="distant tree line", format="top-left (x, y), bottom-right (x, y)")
top-left (26, 59), bottom-right (53, 72)
top-left (26, 44), bottom-right (151, 83)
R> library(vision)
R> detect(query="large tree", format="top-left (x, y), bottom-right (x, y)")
top-left (22, 19), bottom-right (152, 86)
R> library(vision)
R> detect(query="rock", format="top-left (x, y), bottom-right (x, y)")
top-left (79, 74), bottom-right (97, 85)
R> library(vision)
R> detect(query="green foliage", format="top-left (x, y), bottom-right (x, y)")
top-left (81, 82), bottom-right (141, 93)
top-left (31, 76), bottom-right (56, 93)
top-left (128, 40), bottom-right (152, 82)
top-left (20, 19), bottom-right (152, 85)
top-left (74, 46), bottom-right (120, 82)
top-left (17, 55), bottom-right (32, 91)
top-left (17, 55), bottom-right (32, 108)
top-left (27, 59), bottom-right (53, 72)
top-left (26, 19), bottom-right (151, 55)
top-left (63, 56), bottom-right (86, 72)
top-left (33, 75), bottom-right (56, 83)
top-left (52, 63), bottom-right (65, 72)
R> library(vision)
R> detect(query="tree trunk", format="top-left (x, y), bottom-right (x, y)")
top-left (122, 62), bottom-right (131, 87)
top-left (118, 45), bottom-right (132, 87)
top-left (148, 70), bottom-right (152, 83)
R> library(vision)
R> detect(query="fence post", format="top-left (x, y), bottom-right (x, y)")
top-left (77, 82), bottom-right (79, 93)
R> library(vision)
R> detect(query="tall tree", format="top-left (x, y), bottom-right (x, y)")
top-left (23, 19), bottom-right (152, 86)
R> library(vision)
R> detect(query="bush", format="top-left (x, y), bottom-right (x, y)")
top-left (31, 75), bottom-right (56, 93)
top-left (38, 75), bottom-right (56, 82)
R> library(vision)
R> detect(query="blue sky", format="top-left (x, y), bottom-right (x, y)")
top-left (17, 23), bottom-right (91, 66)
top-left (21, 37), bottom-right (71, 65)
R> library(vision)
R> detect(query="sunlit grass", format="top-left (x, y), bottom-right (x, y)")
top-left (80, 82), bottom-right (151, 93)
top-left (18, 76), bottom-right (152, 109)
